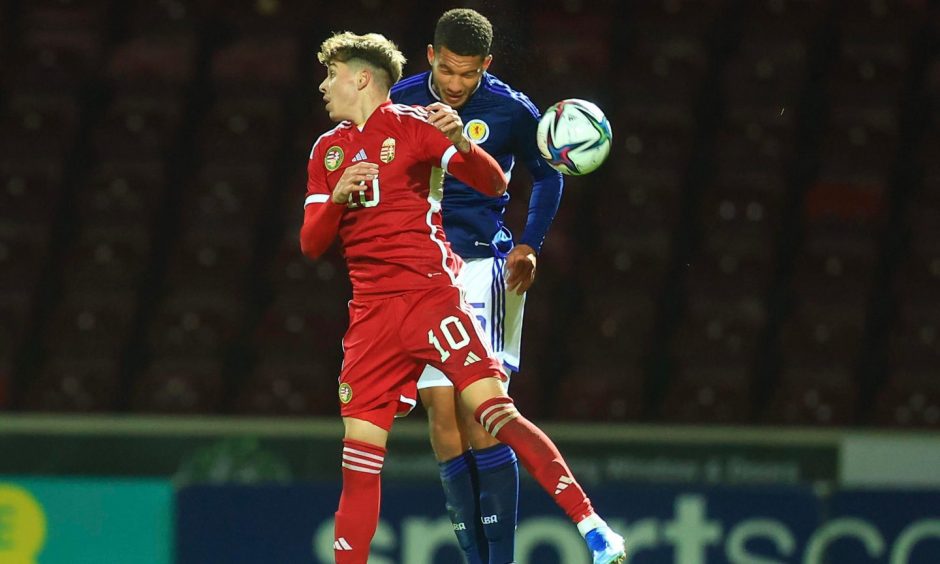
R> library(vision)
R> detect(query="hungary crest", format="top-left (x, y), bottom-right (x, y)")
top-left (324, 146), bottom-right (344, 171)
top-left (338, 383), bottom-right (353, 404)
top-left (380, 138), bottom-right (396, 163)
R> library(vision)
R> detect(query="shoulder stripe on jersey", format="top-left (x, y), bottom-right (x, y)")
top-left (441, 145), bottom-right (458, 174)
top-left (483, 82), bottom-right (540, 119)
top-left (392, 103), bottom-right (431, 122)
top-left (304, 194), bottom-right (330, 207)
top-left (309, 121), bottom-right (352, 159)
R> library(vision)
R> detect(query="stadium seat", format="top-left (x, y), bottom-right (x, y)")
top-left (0, 224), bottom-right (50, 294)
top-left (22, 356), bottom-right (120, 413)
top-left (236, 359), bottom-right (338, 416)
top-left (210, 36), bottom-right (301, 92)
top-left (686, 243), bottom-right (775, 301)
top-left (554, 360), bottom-right (645, 422)
top-left (874, 366), bottom-right (940, 428)
top-left (661, 363), bottom-right (753, 424)
top-left (613, 105), bottom-right (695, 174)
top-left (887, 299), bottom-right (940, 367)
top-left (765, 364), bottom-right (858, 425)
top-left (164, 230), bottom-right (253, 294)
top-left (777, 302), bottom-right (867, 369)
top-left (790, 227), bottom-right (878, 305)
top-left (722, 37), bottom-right (807, 111)
top-left (198, 95), bottom-right (284, 163)
top-left (700, 176), bottom-right (784, 253)
top-left (0, 292), bottom-right (32, 362)
top-left (107, 32), bottom-right (197, 86)
top-left (252, 294), bottom-right (347, 363)
top-left (1, 159), bottom-right (62, 224)
top-left (62, 226), bottom-right (151, 292)
top-left (43, 291), bottom-right (137, 359)
top-left (0, 92), bottom-right (80, 159)
top-left (77, 160), bottom-right (165, 227)
top-left (181, 163), bottom-right (269, 232)
top-left (131, 357), bottom-right (224, 414)
top-left (92, 93), bottom-right (183, 158)
top-left (714, 109), bottom-right (796, 176)
top-left (147, 292), bottom-right (244, 357)
top-left (673, 296), bottom-right (767, 366)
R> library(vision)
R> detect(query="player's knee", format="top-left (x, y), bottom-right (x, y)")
top-left (474, 396), bottom-right (518, 438)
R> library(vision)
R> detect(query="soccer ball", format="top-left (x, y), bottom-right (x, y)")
top-left (536, 99), bottom-right (612, 176)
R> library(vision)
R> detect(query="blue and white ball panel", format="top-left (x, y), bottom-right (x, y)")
top-left (417, 257), bottom-right (525, 389)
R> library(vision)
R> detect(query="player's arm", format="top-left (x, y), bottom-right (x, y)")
top-left (425, 103), bottom-right (507, 197)
top-left (299, 149), bottom-right (379, 259)
top-left (513, 100), bottom-right (565, 255)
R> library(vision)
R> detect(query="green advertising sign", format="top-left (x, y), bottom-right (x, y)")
top-left (0, 478), bottom-right (172, 564)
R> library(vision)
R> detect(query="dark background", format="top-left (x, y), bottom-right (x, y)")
top-left (0, 0), bottom-right (937, 428)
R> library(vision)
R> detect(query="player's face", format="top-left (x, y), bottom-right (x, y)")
top-left (427, 45), bottom-right (492, 109)
top-left (319, 62), bottom-right (359, 122)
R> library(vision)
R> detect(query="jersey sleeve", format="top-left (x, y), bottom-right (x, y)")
top-left (511, 96), bottom-right (564, 253)
top-left (299, 140), bottom-right (345, 260)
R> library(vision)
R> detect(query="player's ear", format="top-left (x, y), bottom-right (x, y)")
top-left (482, 54), bottom-right (493, 72)
top-left (356, 67), bottom-right (371, 91)
top-left (426, 44), bottom-right (435, 66)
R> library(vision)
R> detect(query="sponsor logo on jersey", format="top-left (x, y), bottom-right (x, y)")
top-left (464, 119), bottom-right (490, 143)
top-left (338, 383), bottom-right (353, 404)
top-left (380, 137), bottom-right (396, 163)
top-left (325, 146), bottom-right (344, 171)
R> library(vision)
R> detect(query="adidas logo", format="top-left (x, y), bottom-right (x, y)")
top-left (554, 475), bottom-right (574, 495)
top-left (351, 148), bottom-right (368, 162)
top-left (464, 351), bottom-right (481, 366)
top-left (333, 537), bottom-right (353, 551)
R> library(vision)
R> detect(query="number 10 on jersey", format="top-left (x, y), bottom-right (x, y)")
top-left (428, 316), bottom-right (471, 362)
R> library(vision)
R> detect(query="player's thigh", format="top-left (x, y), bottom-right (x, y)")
top-left (462, 257), bottom-right (526, 372)
top-left (401, 286), bottom-right (504, 392)
top-left (341, 298), bottom-right (419, 431)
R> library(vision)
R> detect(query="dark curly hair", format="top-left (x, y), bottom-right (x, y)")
top-left (433, 8), bottom-right (493, 57)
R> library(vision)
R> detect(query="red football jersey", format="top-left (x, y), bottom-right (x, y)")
top-left (304, 102), bottom-right (464, 297)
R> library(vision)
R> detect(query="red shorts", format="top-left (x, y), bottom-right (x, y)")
top-left (338, 285), bottom-right (505, 430)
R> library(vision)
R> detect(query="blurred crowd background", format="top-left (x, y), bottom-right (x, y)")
top-left (0, 0), bottom-right (937, 428)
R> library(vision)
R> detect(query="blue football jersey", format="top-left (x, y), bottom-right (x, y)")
top-left (391, 71), bottom-right (563, 259)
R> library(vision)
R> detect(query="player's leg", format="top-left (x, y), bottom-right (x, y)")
top-left (332, 297), bottom-right (412, 564)
top-left (456, 383), bottom-right (518, 564)
top-left (463, 257), bottom-right (523, 563)
top-left (418, 369), bottom-right (488, 564)
top-left (459, 377), bottom-right (626, 564)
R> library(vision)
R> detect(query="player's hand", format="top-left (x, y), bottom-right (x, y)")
top-left (332, 162), bottom-right (378, 204)
top-left (426, 102), bottom-right (471, 152)
top-left (505, 244), bottom-right (537, 295)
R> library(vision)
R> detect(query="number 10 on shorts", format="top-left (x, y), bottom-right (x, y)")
top-left (428, 316), bottom-right (471, 362)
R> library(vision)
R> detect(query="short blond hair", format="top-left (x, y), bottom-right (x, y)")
top-left (317, 32), bottom-right (406, 89)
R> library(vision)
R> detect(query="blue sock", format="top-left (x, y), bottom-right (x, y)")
top-left (440, 451), bottom-right (488, 564)
top-left (473, 444), bottom-right (519, 564)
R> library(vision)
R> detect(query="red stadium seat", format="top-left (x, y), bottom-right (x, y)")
top-left (44, 291), bottom-right (137, 358)
top-left (0, 224), bottom-right (50, 294)
top-left (92, 93), bottom-right (183, 158)
top-left (887, 300), bottom-right (940, 367)
top-left (198, 95), bottom-right (284, 163)
top-left (22, 356), bottom-right (120, 413)
top-left (164, 231), bottom-right (253, 294)
top-left (613, 105), bottom-right (695, 174)
top-left (0, 92), bottom-right (80, 159)
top-left (181, 163), bottom-right (270, 232)
top-left (723, 37), bottom-right (807, 111)
top-left (236, 359), bottom-right (338, 416)
top-left (131, 357), bottom-right (224, 414)
top-left (765, 365), bottom-right (857, 426)
top-left (1, 159), bottom-right (61, 224)
top-left (700, 176), bottom-right (784, 252)
top-left (686, 244), bottom-right (776, 300)
top-left (554, 360), bottom-right (645, 422)
top-left (148, 292), bottom-right (244, 357)
top-left (252, 294), bottom-right (347, 363)
top-left (107, 32), bottom-right (197, 87)
top-left (661, 363), bottom-right (753, 424)
top-left (672, 296), bottom-right (767, 367)
top-left (715, 109), bottom-right (796, 176)
top-left (0, 292), bottom-right (32, 360)
top-left (62, 227), bottom-right (151, 292)
top-left (77, 160), bottom-right (165, 227)
top-left (874, 366), bottom-right (940, 428)
top-left (777, 302), bottom-right (867, 368)
top-left (210, 36), bottom-right (301, 91)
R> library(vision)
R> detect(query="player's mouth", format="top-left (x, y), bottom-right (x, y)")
top-left (444, 92), bottom-right (464, 103)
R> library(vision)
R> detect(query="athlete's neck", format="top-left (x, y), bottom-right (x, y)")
top-left (351, 93), bottom-right (390, 127)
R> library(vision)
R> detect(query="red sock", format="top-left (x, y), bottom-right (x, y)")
top-left (476, 396), bottom-right (595, 523)
top-left (334, 439), bottom-right (385, 564)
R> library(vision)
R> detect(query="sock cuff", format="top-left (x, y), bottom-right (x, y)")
top-left (473, 444), bottom-right (517, 471)
top-left (474, 396), bottom-right (518, 437)
top-left (439, 450), bottom-right (473, 480)
top-left (576, 513), bottom-right (606, 538)
top-left (342, 439), bottom-right (386, 474)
